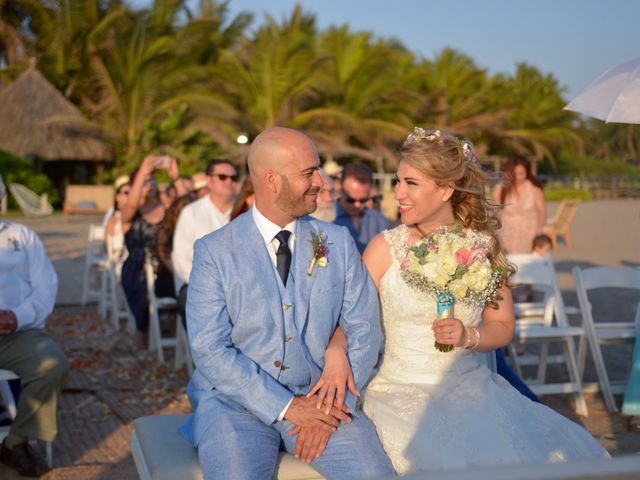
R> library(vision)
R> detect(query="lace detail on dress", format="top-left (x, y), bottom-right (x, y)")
top-left (382, 225), bottom-right (409, 263)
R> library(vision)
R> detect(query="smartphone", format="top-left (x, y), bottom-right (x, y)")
top-left (156, 156), bottom-right (172, 170)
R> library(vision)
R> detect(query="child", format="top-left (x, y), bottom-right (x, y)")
top-left (532, 233), bottom-right (552, 256)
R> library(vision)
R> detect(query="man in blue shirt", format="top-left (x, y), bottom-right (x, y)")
top-left (334, 164), bottom-right (391, 254)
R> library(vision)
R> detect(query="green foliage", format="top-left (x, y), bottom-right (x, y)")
top-left (1, 0), bottom-right (638, 180)
top-left (544, 188), bottom-right (592, 202)
top-left (541, 152), bottom-right (640, 175)
top-left (0, 150), bottom-right (60, 208)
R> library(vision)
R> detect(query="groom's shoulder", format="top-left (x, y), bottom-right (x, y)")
top-left (195, 211), bottom-right (249, 251)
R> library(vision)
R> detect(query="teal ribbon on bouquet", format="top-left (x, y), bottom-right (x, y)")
top-left (435, 291), bottom-right (455, 353)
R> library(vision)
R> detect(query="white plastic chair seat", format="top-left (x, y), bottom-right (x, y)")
top-left (515, 325), bottom-right (585, 340)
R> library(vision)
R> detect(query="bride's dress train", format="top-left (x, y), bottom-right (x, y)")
top-left (363, 225), bottom-right (609, 475)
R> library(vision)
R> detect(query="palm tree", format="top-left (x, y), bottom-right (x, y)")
top-left (293, 25), bottom-right (415, 172)
top-left (491, 63), bottom-right (582, 169)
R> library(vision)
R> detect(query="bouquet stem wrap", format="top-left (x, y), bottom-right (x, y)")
top-left (435, 291), bottom-right (455, 353)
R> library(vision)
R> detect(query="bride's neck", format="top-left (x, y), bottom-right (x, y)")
top-left (414, 211), bottom-right (456, 237)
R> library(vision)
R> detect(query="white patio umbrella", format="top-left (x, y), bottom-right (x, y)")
top-left (564, 57), bottom-right (640, 124)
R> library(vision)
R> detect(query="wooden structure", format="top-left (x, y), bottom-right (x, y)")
top-left (0, 67), bottom-right (111, 201)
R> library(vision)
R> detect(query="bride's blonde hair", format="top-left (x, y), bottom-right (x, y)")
top-left (400, 128), bottom-right (514, 286)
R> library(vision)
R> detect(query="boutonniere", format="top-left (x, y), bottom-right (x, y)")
top-left (307, 231), bottom-right (332, 276)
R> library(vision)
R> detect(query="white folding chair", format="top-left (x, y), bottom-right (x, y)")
top-left (80, 225), bottom-right (109, 317)
top-left (145, 261), bottom-right (191, 371)
top-left (573, 266), bottom-right (640, 412)
top-left (104, 235), bottom-right (135, 333)
top-left (507, 254), bottom-right (588, 416)
top-left (0, 370), bottom-right (52, 468)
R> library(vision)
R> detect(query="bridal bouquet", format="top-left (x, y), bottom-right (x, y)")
top-left (400, 225), bottom-right (505, 351)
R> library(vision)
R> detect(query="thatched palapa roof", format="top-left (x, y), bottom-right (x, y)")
top-left (0, 67), bottom-right (111, 162)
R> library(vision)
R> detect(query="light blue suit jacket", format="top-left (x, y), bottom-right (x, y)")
top-left (182, 211), bottom-right (382, 446)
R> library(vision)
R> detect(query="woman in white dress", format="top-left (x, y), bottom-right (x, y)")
top-left (311, 128), bottom-right (609, 475)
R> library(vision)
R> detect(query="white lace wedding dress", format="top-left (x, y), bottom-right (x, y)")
top-left (363, 225), bottom-right (609, 475)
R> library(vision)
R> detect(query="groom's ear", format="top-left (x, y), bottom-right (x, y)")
top-left (264, 169), bottom-right (279, 194)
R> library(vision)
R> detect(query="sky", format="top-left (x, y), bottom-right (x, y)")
top-left (133, 0), bottom-right (639, 99)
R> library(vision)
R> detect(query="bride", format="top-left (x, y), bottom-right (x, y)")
top-left (311, 128), bottom-right (609, 475)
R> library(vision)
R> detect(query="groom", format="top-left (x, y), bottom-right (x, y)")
top-left (180, 127), bottom-right (393, 479)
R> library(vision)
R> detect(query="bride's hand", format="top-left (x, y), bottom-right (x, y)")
top-left (306, 344), bottom-right (358, 414)
top-left (432, 318), bottom-right (466, 347)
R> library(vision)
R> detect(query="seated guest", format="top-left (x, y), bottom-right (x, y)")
top-left (172, 160), bottom-right (237, 327)
top-left (158, 183), bottom-right (177, 209)
top-left (0, 177), bottom-right (68, 477)
top-left (334, 163), bottom-right (391, 253)
top-left (155, 192), bottom-right (196, 276)
top-left (366, 184), bottom-right (383, 212)
top-left (532, 233), bottom-right (553, 256)
top-left (311, 169), bottom-right (337, 222)
top-left (230, 177), bottom-right (254, 221)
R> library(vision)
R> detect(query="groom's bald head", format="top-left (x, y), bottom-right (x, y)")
top-left (247, 127), bottom-right (315, 180)
top-left (247, 127), bottom-right (323, 226)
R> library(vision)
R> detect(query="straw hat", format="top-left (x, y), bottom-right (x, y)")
top-left (192, 172), bottom-right (208, 190)
top-left (114, 175), bottom-right (130, 190)
top-left (323, 160), bottom-right (343, 178)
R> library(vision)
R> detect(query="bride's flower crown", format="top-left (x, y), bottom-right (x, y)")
top-left (403, 127), bottom-right (479, 165)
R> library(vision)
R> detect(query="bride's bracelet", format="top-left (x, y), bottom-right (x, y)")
top-left (465, 327), bottom-right (480, 350)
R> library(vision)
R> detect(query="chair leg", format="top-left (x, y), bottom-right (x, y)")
top-left (562, 338), bottom-right (589, 417)
top-left (536, 341), bottom-right (550, 384)
top-left (80, 244), bottom-right (93, 306)
top-left (45, 442), bottom-right (52, 468)
top-left (98, 268), bottom-right (108, 319)
top-left (548, 226), bottom-right (558, 251)
top-left (564, 228), bottom-right (573, 249)
top-left (507, 343), bottom-right (524, 379)
top-left (0, 380), bottom-right (17, 419)
top-left (577, 336), bottom-right (588, 379)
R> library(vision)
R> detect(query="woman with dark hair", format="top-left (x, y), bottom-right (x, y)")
top-left (229, 177), bottom-right (254, 221)
top-left (492, 156), bottom-right (546, 254)
top-left (120, 155), bottom-right (187, 347)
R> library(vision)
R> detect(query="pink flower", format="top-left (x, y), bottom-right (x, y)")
top-left (455, 248), bottom-right (473, 267)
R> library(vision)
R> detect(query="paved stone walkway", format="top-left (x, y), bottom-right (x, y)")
top-left (0, 201), bottom-right (638, 479)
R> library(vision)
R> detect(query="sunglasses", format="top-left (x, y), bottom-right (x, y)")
top-left (370, 194), bottom-right (383, 203)
top-left (343, 193), bottom-right (370, 204)
top-left (210, 173), bottom-right (239, 182)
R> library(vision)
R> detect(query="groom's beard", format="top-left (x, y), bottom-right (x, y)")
top-left (311, 202), bottom-right (337, 222)
top-left (276, 175), bottom-right (317, 217)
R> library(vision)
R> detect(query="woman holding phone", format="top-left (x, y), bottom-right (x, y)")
top-left (120, 155), bottom-right (187, 348)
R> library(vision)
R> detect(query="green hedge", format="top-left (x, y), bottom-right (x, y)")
top-left (544, 188), bottom-right (592, 202)
top-left (0, 150), bottom-right (59, 208)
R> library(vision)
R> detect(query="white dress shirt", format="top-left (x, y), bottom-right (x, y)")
top-left (172, 195), bottom-right (231, 291)
top-left (251, 205), bottom-right (297, 421)
top-left (0, 220), bottom-right (57, 331)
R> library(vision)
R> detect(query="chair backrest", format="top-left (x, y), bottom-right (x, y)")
top-left (554, 199), bottom-right (580, 230)
top-left (573, 265), bottom-right (640, 329)
top-left (8, 183), bottom-right (53, 216)
top-left (508, 253), bottom-right (568, 327)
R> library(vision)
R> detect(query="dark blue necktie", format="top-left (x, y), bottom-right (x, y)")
top-left (275, 230), bottom-right (292, 286)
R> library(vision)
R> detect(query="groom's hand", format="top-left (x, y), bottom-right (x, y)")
top-left (284, 395), bottom-right (351, 431)
top-left (288, 425), bottom-right (333, 463)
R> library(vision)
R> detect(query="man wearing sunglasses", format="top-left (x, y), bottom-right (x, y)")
top-left (334, 163), bottom-right (391, 254)
top-left (172, 160), bottom-right (238, 324)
